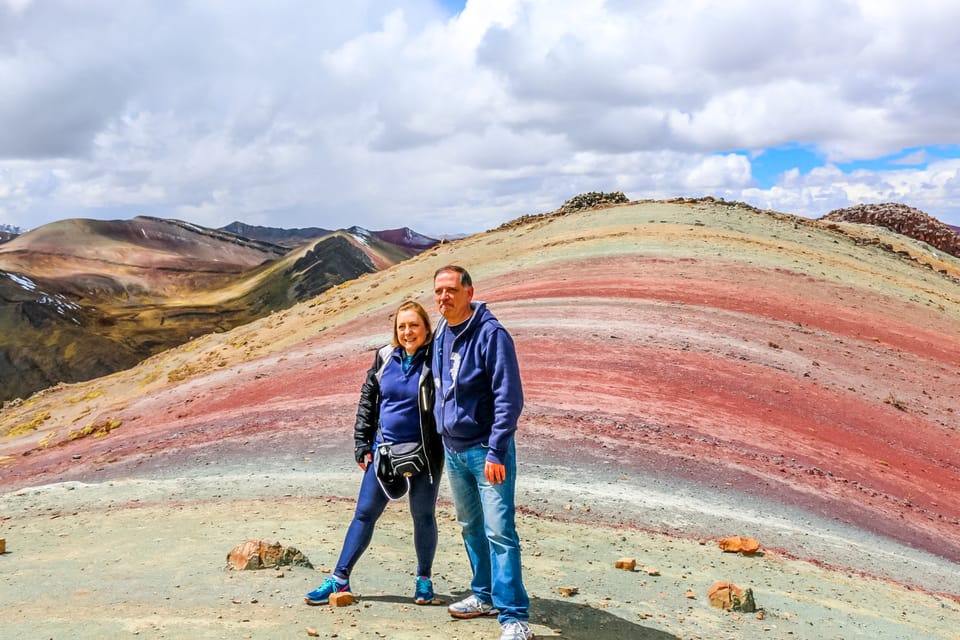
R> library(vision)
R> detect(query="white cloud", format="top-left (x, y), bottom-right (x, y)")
top-left (743, 159), bottom-right (960, 220)
top-left (1, 0), bottom-right (959, 236)
top-left (891, 150), bottom-right (929, 166)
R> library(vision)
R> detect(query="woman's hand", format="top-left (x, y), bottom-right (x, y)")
top-left (355, 445), bottom-right (372, 471)
top-left (358, 452), bottom-right (373, 471)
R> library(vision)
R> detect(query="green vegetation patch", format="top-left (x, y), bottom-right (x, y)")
top-left (38, 431), bottom-right (58, 448)
top-left (68, 418), bottom-right (122, 440)
top-left (5, 411), bottom-right (51, 437)
top-left (167, 363), bottom-right (200, 383)
top-left (69, 388), bottom-right (104, 403)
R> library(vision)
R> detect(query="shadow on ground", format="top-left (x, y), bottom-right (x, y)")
top-left (362, 593), bottom-right (677, 639)
top-left (530, 597), bottom-right (677, 639)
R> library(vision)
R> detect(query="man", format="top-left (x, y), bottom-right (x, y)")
top-left (431, 265), bottom-right (533, 640)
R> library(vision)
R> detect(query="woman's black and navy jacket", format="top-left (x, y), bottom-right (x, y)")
top-left (353, 343), bottom-right (444, 483)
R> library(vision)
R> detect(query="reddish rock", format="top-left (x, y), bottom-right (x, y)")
top-left (822, 202), bottom-right (960, 259)
top-left (615, 557), bottom-right (637, 571)
top-left (226, 540), bottom-right (313, 570)
top-left (718, 536), bottom-right (761, 555)
top-left (708, 581), bottom-right (758, 612)
top-left (708, 581), bottom-right (743, 610)
top-left (329, 591), bottom-right (355, 606)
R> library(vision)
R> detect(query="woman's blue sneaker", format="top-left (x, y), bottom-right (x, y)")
top-left (414, 576), bottom-right (435, 604)
top-left (304, 576), bottom-right (350, 605)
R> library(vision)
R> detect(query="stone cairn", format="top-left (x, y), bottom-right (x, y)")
top-left (493, 191), bottom-right (631, 231)
top-left (821, 203), bottom-right (960, 259)
top-left (226, 540), bottom-right (313, 571)
top-left (557, 191), bottom-right (629, 213)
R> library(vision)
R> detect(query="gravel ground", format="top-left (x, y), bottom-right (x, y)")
top-left (2, 449), bottom-right (959, 640)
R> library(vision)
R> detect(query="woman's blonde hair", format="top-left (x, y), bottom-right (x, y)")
top-left (391, 300), bottom-right (433, 347)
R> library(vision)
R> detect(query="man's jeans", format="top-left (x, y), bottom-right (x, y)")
top-left (445, 441), bottom-right (529, 624)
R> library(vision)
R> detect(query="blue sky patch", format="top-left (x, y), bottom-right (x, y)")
top-left (737, 144), bottom-right (960, 188)
top-left (837, 145), bottom-right (960, 173)
top-left (746, 145), bottom-right (823, 188)
top-left (438, 0), bottom-right (467, 15)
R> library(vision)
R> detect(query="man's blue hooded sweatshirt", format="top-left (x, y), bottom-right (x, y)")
top-left (432, 301), bottom-right (524, 465)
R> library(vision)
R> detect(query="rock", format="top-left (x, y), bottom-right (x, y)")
top-left (0, 537), bottom-right (5, 554)
top-left (707, 581), bottom-right (759, 612)
top-left (685, 590), bottom-right (697, 599)
top-left (708, 581), bottom-right (743, 610)
top-left (735, 587), bottom-right (758, 613)
top-left (225, 540), bottom-right (314, 570)
top-left (642, 566), bottom-right (660, 576)
top-left (718, 536), bottom-right (761, 555)
top-left (329, 591), bottom-right (355, 607)
top-left (306, 627), bottom-right (319, 637)
top-left (557, 586), bottom-right (578, 597)
top-left (557, 191), bottom-right (629, 214)
top-left (614, 557), bottom-right (637, 571)
top-left (822, 203), bottom-right (960, 260)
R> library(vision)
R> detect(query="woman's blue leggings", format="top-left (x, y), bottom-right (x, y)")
top-left (334, 465), bottom-right (441, 579)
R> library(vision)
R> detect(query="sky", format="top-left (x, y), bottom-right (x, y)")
top-left (2, 0), bottom-right (960, 237)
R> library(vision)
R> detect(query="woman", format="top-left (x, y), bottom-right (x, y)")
top-left (305, 300), bottom-right (444, 606)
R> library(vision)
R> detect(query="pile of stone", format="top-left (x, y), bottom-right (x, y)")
top-left (708, 581), bottom-right (758, 613)
top-left (225, 539), bottom-right (313, 570)
top-left (665, 195), bottom-right (763, 212)
top-left (821, 203), bottom-right (960, 259)
top-left (557, 191), bottom-right (629, 213)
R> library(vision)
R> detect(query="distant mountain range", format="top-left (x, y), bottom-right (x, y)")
top-left (0, 216), bottom-right (438, 403)
top-left (216, 221), bottom-right (440, 253)
top-left (217, 221), bottom-right (332, 248)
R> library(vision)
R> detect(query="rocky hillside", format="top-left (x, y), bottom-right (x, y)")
top-left (822, 202), bottom-right (960, 258)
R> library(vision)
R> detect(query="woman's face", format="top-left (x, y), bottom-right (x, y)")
top-left (396, 308), bottom-right (428, 354)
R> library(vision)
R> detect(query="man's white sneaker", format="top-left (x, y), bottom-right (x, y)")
top-left (500, 620), bottom-right (534, 640)
top-left (447, 594), bottom-right (499, 619)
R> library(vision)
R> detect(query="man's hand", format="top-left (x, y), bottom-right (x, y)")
top-left (485, 461), bottom-right (506, 485)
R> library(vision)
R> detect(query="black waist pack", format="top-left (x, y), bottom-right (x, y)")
top-left (377, 441), bottom-right (427, 478)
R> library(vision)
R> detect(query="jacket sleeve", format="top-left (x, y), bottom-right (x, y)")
top-left (418, 348), bottom-right (444, 471)
top-left (353, 349), bottom-right (382, 449)
top-left (484, 327), bottom-right (524, 465)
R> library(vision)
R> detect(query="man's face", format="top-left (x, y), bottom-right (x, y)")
top-left (434, 270), bottom-right (474, 325)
